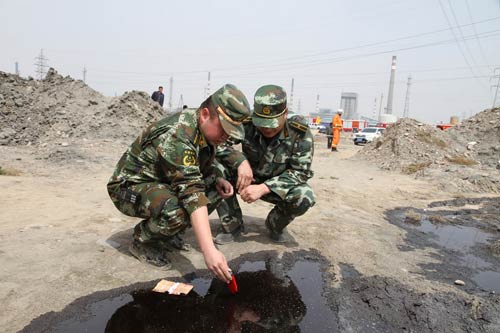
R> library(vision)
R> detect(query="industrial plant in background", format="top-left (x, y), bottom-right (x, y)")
top-left (308, 55), bottom-right (402, 132)
top-left (340, 92), bottom-right (358, 119)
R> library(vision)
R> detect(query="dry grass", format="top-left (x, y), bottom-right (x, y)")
top-left (428, 215), bottom-right (450, 224)
top-left (0, 166), bottom-right (22, 176)
top-left (404, 210), bottom-right (422, 225)
top-left (490, 240), bottom-right (500, 257)
top-left (402, 161), bottom-right (432, 174)
top-left (416, 132), bottom-right (448, 148)
top-left (445, 155), bottom-right (478, 166)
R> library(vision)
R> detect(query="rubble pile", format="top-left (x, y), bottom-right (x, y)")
top-left (0, 68), bottom-right (164, 145)
top-left (358, 117), bottom-right (500, 193)
top-left (357, 118), bottom-right (467, 171)
top-left (448, 107), bottom-right (500, 168)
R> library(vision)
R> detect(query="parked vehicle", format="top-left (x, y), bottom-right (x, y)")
top-left (353, 127), bottom-right (385, 145)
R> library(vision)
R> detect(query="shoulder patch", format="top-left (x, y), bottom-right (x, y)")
top-left (182, 149), bottom-right (197, 166)
top-left (288, 115), bottom-right (309, 133)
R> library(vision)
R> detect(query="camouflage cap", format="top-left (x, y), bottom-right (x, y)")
top-left (252, 85), bottom-right (287, 128)
top-left (211, 84), bottom-right (251, 140)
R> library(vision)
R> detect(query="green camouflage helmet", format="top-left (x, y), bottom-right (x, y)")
top-left (211, 84), bottom-right (251, 140)
top-left (252, 84), bottom-right (287, 128)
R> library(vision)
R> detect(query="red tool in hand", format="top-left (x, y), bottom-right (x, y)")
top-left (227, 269), bottom-right (238, 294)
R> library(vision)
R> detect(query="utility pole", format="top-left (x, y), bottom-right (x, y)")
top-left (378, 93), bottom-right (384, 121)
top-left (492, 67), bottom-right (500, 108)
top-left (289, 78), bottom-right (294, 112)
top-left (178, 94), bottom-right (184, 112)
top-left (403, 75), bottom-right (412, 118)
top-left (372, 97), bottom-right (377, 119)
top-left (15, 62), bottom-right (20, 76)
top-left (205, 72), bottom-right (211, 99)
top-left (169, 77), bottom-right (173, 112)
top-left (83, 66), bottom-right (87, 83)
top-left (34, 49), bottom-right (49, 80)
top-left (386, 56), bottom-right (397, 114)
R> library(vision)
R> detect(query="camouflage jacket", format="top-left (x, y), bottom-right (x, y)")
top-left (108, 109), bottom-right (221, 215)
top-left (216, 115), bottom-right (314, 199)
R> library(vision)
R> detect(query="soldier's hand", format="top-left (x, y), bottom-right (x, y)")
top-left (240, 184), bottom-right (270, 203)
top-left (216, 178), bottom-right (234, 199)
top-left (236, 160), bottom-right (254, 193)
top-left (203, 247), bottom-right (232, 283)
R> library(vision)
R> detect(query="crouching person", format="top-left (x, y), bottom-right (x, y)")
top-left (107, 84), bottom-right (250, 282)
top-left (215, 85), bottom-right (315, 244)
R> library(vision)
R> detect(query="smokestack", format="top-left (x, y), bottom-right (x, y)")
top-left (386, 56), bottom-right (397, 114)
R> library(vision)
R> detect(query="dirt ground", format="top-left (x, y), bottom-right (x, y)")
top-left (1, 133), bottom-right (500, 332)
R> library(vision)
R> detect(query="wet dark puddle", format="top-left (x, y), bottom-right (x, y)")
top-left (387, 197), bottom-right (500, 292)
top-left (41, 252), bottom-right (336, 332)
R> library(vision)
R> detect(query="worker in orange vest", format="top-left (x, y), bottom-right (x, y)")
top-left (331, 109), bottom-right (344, 151)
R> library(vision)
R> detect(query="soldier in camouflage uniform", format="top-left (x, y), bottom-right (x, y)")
top-left (107, 84), bottom-right (250, 282)
top-left (214, 85), bottom-right (315, 244)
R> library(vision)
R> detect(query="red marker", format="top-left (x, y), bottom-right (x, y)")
top-left (227, 269), bottom-right (238, 294)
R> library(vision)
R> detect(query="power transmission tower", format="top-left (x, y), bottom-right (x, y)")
top-left (177, 94), bottom-right (184, 112)
top-left (168, 77), bottom-right (173, 112)
top-left (289, 78), bottom-right (294, 112)
top-left (15, 62), bottom-right (20, 76)
top-left (34, 49), bottom-right (49, 80)
top-left (315, 94), bottom-right (320, 114)
top-left (83, 66), bottom-right (87, 83)
top-left (492, 68), bottom-right (500, 108)
top-left (205, 72), bottom-right (211, 98)
top-left (403, 75), bottom-right (412, 118)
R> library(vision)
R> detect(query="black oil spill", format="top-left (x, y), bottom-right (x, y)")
top-left (22, 250), bottom-right (337, 332)
top-left (386, 196), bottom-right (500, 292)
top-left (20, 249), bottom-right (500, 332)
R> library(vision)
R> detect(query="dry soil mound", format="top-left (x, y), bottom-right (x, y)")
top-left (0, 68), bottom-right (164, 145)
top-left (357, 118), bottom-right (470, 172)
top-left (448, 107), bottom-right (500, 168)
top-left (357, 117), bottom-right (500, 193)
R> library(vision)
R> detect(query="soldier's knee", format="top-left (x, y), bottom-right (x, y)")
top-left (284, 187), bottom-right (315, 216)
top-left (154, 198), bottom-right (189, 236)
top-left (293, 195), bottom-right (315, 215)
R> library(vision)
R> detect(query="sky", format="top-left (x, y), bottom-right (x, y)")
top-left (1, 0), bottom-right (500, 123)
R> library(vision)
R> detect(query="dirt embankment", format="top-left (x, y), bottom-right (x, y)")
top-left (357, 112), bottom-right (500, 193)
top-left (0, 68), bottom-right (165, 146)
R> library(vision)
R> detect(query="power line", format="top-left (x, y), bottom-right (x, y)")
top-left (446, 0), bottom-right (478, 66)
top-left (438, 0), bottom-right (482, 86)
top-left (207, 16), bottom-right (500, 74)
top-left (464, 0), bottom-right (490, 67)
top-left (81, 16), bottom-right (500, 78)
top-left (214, 29), bottom-right (500, 78)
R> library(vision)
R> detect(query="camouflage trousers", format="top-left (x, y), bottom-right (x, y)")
top-left (107, 179), bottom-right (222, 242)
top-left (216, 183), bottom-right (315, 233)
